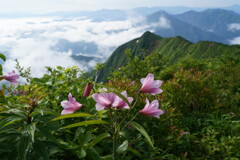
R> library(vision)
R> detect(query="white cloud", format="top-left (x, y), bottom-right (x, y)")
top-left (151, 16), bottom-right (171, 29)
top-left (3, 38), bottom-right (82, 77)
top-left (229, 36), bottom-right (240, 44)
top-left (0, 17), bottom-right (151, 77)
top-left (228, 23), bottom-right (240, 31)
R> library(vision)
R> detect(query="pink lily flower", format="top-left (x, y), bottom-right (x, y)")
top-left (139, 99), bottom-right (164, 118)
top-left (5, 70), bottom-right (20, 85)
top-left (92, 92), bottom-right (116, 111)
top-left (112, 91), bottom-right (133, 109)
top-left (139, 73), bottom-right (163, 95)
top-left (181, 131), bottom-right (189, 136)
top-left (61, 93), bottom-right (82, 115)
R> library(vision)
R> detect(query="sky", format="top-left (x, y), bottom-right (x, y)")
top-left (0, 0), bottom-right (239, 14)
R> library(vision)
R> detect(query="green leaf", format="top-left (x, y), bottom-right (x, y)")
top-left (17, 134), bottom-right (30, 160)
top-left (0, 142), bottom-right (15, 152)
top-left (36, 92), bottom-right (50, 101)
top-left (7, 149), bottom-right (18, 160)
top-left (0, 133), bottom-right (21, 143)
top-left (26, 123), bottom-right (36, 142)
top-left (98, 110), bottom-right (103, 119)
top-left (86, 148), bottom-right (101, 160)
top-left (83, 131), bottom-right (93, 144)
top-left (37, 126), bottom-right (58, 143)
top-left (0, 65), bottom-right (2, 75)
top-left (116, 140), bottom-right (128, 154)
top-left (52, 112), bottom-right (94, 121)
top-left (33, 140), bottom-right (50, 160)
top-left (100, 155), bottom-right (113, 160)
top-left (0, 53), bottom-right (6, 61)
top-left (128, 147), bottom-right (141, 157)
top-left (129, 121), bottom-right (155, 150)
top-left (88, 133), bottom-right (111, 148)
top-left (30, 108), bottom-right (58, 118)
top-left (0, 115), bottom-right (25, 128)
top-left (32, 87), bottom-right (43, 97)
top-left (79, 148), bottom-right (87, 158)
top-left (2, 109), bottom-right (27, 118)
top-left (61, 120), bottom-right (108, 129)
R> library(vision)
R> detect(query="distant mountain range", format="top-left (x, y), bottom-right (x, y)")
top-left (174, 9), bottom-right (240, 41)
top-left (1, 4), bottom-right (240, 19)
top-left (97, 31), bottom-right (240, 81)
top-left (77, 8), bottom-right (240, 64)
top-left (145, 10), bottom-right (227, 43)
top-left (42, 5), bottom-right (240, 21)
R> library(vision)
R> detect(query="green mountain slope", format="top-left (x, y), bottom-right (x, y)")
top-left (98, 31), bottom-right (240, 81)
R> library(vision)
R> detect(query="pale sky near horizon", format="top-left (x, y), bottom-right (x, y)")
top-left (0, 0), bottom-right (239, 14)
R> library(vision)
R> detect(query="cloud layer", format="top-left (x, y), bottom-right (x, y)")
top-left (0, 16), bottom-right (168, 77)
top-left (228, 23), bottom-right (240, 44)
top-left (228, 23), bottom-right (240, 31)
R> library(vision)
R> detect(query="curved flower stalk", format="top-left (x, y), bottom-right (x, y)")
top-left (4, 70), bottom-right (20, 85)
top-left (139, 99), bottom-right (164, 118)
top-left (92, 92), bottom-right (116, 111)
top-left (112, 91), bottom-right (133, 109)
top-left (61, 93), bottom-right (82, 115)
top-left (139, 73), bottom-right (163, 95)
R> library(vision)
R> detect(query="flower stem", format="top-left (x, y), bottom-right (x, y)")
top-left (119, 92), bottom-right (140, 127)
top-left (121, 112), bottom-right (139, 131)
top-left (112, 130), bottom-right (116, 160)
top-left (109, 107), bottom-right (117, 160)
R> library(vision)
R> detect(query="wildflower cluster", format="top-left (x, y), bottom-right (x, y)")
top-left (61, 73), bottom-right (164, 118)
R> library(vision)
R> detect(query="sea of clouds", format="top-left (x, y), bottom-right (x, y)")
top-left (0, 15), bottom-right (171, 77)
top-left (228, 23), bottom-right (240, 44)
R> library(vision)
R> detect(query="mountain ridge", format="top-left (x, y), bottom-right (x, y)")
top-left (97, 31), bottom-right (240, 81)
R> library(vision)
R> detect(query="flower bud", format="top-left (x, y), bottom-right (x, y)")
top-left (83, 82), bottom-right (92, 97)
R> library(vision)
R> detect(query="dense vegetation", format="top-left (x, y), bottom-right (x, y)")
top-left (0, 31), bottom-right (240, 159)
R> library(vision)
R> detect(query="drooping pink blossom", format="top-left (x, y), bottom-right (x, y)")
top-left (180, 131), bottom-right (189, 136)
top-left (139, 99), bottom-right (164, 118)
top-left (5, 70), bottom-right (20, 85)
top-left (83, 82), bottom-right (92, 97)
top-left (92, 92), bottom-right (116, 111)
top-left (139, 73), bottom-right (163, 95)
top-left (61, 93), bottom-right (82, 115)
top-left (112, 91), bottom-right (133, 109)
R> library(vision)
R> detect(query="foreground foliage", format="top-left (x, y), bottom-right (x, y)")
top-left (0, 51), bottom-right (240, 159)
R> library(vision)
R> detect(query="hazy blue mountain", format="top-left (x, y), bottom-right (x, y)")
top-left (224, 4), bottom-right (240, 14)
top-left (145, 11), bottom-right (226, 43)
top-left (1, 4), bottom-right (239, 19)
top-left (53, 39), bottom-right (99, 55)
top-left (71, 54), bottom-right (102, 63)
top-left (44, 9), bottom-right (128, 21)
top-left (132, 6), bottom-right (204, 15)
top-left (174, 9), bottom-right (240, 40)
top-left (0, 12), bottom-right (37, 18)
top-left (42, 6), bottom-right (238, 21)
